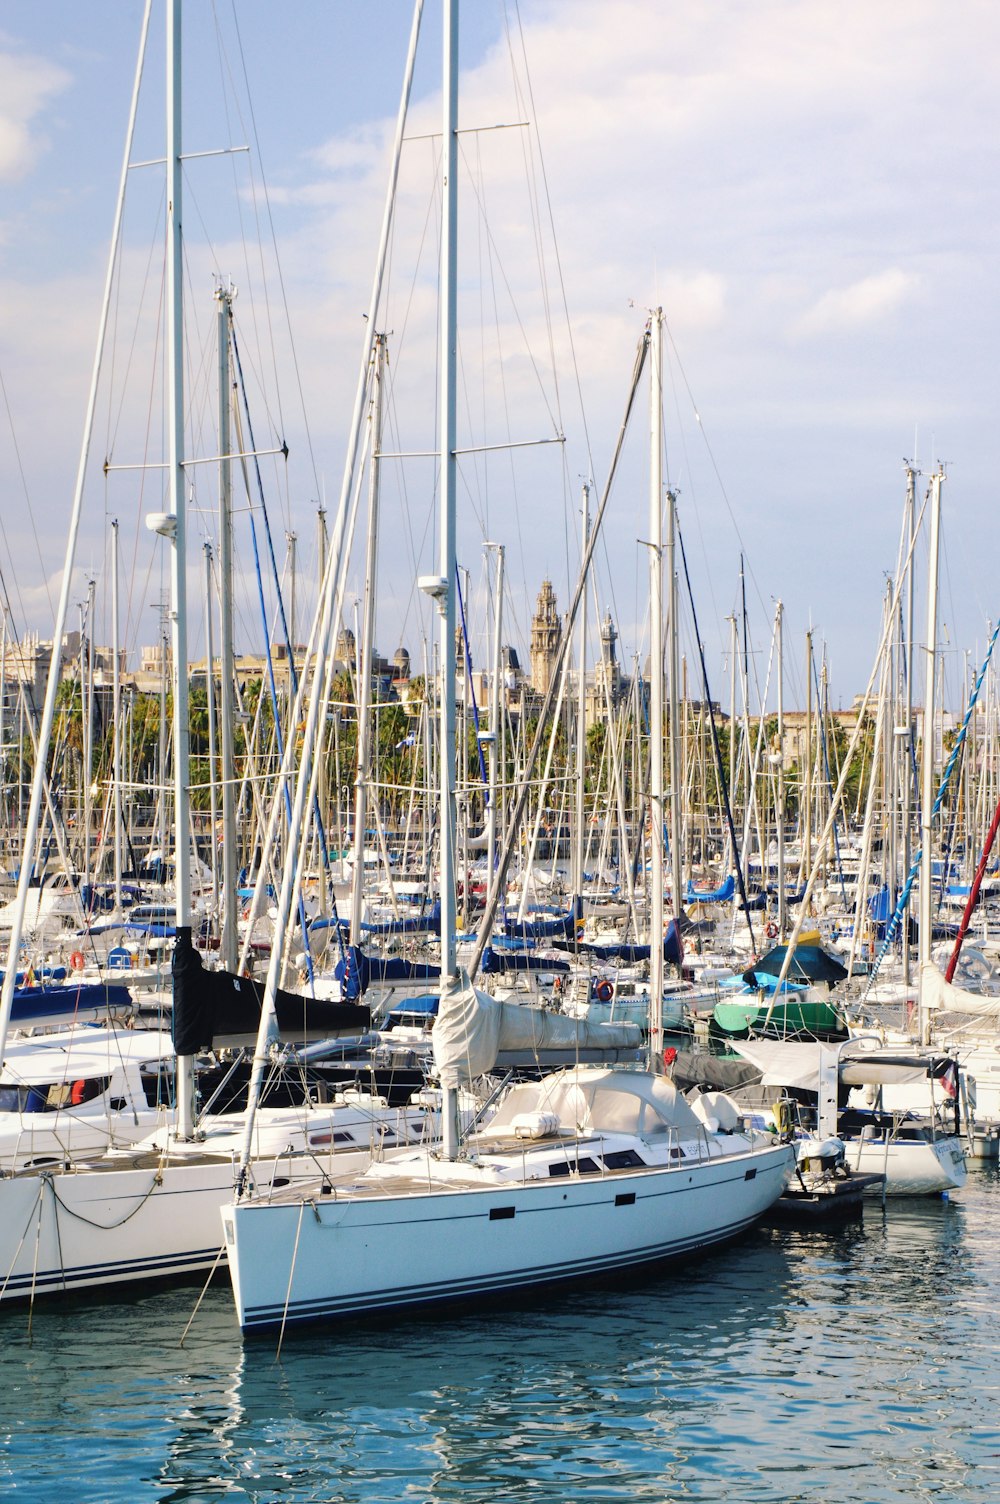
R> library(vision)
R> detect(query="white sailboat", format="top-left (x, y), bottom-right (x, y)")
top-left (0, 0), bottom-right (440, 1306)
top-left (222, 0), bottom-right (795, 1334)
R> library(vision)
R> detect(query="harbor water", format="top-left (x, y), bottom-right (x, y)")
top-left (1, 1169), bottom-right (997, 1503)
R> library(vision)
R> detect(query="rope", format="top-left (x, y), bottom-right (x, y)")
top-left (865, 614), bottom-right (1000, 992)
top-left (676, 519), bottom-right (757, 951)
top-left (276, 1198), bottom-right (306, 1362)
top-left (179, 1242), bottom-right (228, 1348)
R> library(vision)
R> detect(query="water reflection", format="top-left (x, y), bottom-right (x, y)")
top-left (0, 1174), bottom-right (997, 1502)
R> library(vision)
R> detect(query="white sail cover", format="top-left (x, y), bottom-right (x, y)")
top-left (920, 960), bottom-right (1000, 1021)
top-left (730, 1037), bottom-right (941, 1089)
top-left (433, 971), bottom-right (642, 1088)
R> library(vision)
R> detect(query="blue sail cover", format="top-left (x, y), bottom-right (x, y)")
top-left (554, 918), bottom-right (684, 967)
top-left (7, 981), bottom-right (135, 1027)
top-left (685, 873), bottom-right (735, 904)
top-left (334, 945), bottom-right (440, 1001)
top-left (480, 946), bottom-right (570, 975)
top-left (503, 895), bottom-right (583, 941)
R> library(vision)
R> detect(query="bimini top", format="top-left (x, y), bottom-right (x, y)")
top-left (479, 1066), bottom-right (705, 1140)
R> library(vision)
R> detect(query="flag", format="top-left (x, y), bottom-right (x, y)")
top-left (938, 1062), bottom-right (958, 1099)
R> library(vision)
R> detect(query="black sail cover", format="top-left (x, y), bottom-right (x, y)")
top-left (171, 928), bottom-right (370, 1054)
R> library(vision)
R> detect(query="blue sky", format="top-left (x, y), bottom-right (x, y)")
top-left (1, 1), bottom-right (999, 714)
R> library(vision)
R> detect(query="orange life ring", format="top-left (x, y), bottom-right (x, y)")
top-left (596, 979), bottom-right (613, 1003)
top-left (765, 922), bottom-right (778, 940)
top-left (70, 950), bottom-right (86, 973)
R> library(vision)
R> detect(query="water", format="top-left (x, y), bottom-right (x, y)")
top-left (1, 1171), bottom-right (998, 1503)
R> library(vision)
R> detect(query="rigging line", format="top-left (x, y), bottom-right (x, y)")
top-left (470, 325), bottom-right (651, 978)
top-left (455, 566), bottom-right (489, 793)
top-left (866, 613), bottom-right (1000, 991)
top-left (500, 12), bottom-right (561, 431)
top-left (677, 516), bottom-right (758, 945)
top-left (231, 364), bottom-right (324, 983)
top-left (456, 136), bottom-right (562, 437)
top-left (226, 0), bottom-right (320, 501)
top-left (103, 179), bottom-right (166, 463)
top-left (661, 316), bottom-right (775, 633)
top-left (663, 332), bottom-right (727, 659)
top-left (509, 1), bottom-right (595, 480)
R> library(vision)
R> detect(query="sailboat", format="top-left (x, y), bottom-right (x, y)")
top-left (222, 1), bottom-right (795, 1333)
top-left (0, 0), bottom-right (451, 1306)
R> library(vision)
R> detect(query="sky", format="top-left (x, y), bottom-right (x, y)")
top-left (1, 0), bottom-right (999, 715)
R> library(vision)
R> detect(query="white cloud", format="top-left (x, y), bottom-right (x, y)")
top-left (3, 1), bottom-right (1000, 692)
top-left (0, 45), bottom-right (69, 182)
top-left (791, 268), bottom-right (924, 338)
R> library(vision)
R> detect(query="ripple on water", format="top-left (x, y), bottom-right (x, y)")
top-left (0, 1170), bottom-right (999, 1501)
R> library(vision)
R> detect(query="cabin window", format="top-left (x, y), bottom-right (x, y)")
top-left (603, 1149), bottom-right (644, 1169)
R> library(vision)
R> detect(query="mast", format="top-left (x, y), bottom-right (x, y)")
top-left (801, 628), bottom-right (813, 883)
top-left (485, 542), bottom-right (505, 884)
top-left (204, 542), bottom-right (219, 924)
top-left (918, 468), bottom-right (944, 1046)
top-left (648, 309), bottom-right (665, 1066)
top-left (349, 335), bottom-right (386, 948)
top-left (81, 579), bottom-right (95, 889)
top-left (776, 599), bottom-right (786, 939)
top-left (216, 282), bottom-right (239, 971)
top-left (111, 520), bottom-right (123, 909)
top-left (667, 484), bottom-right (683, 947)
top-left (901, 463), bottom-right (916, 989)
top-left (166, 0), bottom-right (195, 1139)
top-left (573, 489), bottom-right (589, 903)
top-left (424, 0), bottom-right (461, 1160)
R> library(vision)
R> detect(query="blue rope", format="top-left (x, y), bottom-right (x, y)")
top-left (867, 616), bottom-right (1000, 987)
top-left (230, 328), bottom-right (338, 976)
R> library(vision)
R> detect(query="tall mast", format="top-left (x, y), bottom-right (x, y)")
top-left (111, 520), bottom-right (123, 909)
top-left (216, 282), bottom-right (238, 972)
top-left (901, 463), bottom-right (917, 989)
top-left (648, 309), bottom-right (665, 1064)
top-left (776, 599), bottom-right (786, 940)
top-left (485, 542), bottom-right (505, 884)
top-left (204, 542), bottom-right (219, 923)
top-left (573, 487), bottom-right (589, 902)
top-left (166, 0), bottom-right (195, 1139)
top-left (918, 468), bottom-right (944, 1046)
top-left (349, 335), bottom-right (386, 947)
top-left (801, 628), bottom-right (813, 883)
top-left (667, 482), bottom-right (683, 950)
top-left (436, 0), bottom-right (460, 1158)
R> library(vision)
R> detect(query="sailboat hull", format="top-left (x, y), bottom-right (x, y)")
top-left (223, 1140), bottom-right (793, 1330)
top-left (0, 1105), bottom-right (429, 1302)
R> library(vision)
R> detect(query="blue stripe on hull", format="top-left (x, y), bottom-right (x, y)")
top-left (0, 1245), bottom-right (223, 1300)
top-left (240, 1209), bottom-right (764, 1329)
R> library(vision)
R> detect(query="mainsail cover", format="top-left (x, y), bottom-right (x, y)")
top-left (920, 959), bottom-right (1000, 1021)
top-left (171, 929), bottom-right (370, 1053)
top-left (432, 970), bottom-right (642, 1088)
